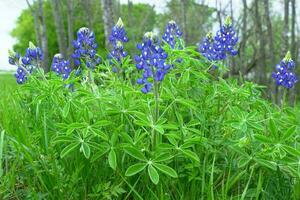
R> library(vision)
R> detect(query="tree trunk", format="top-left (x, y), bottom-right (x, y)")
top-left (25, 0), bottom-right (41, 48)
top-left (241, 0), bottom-right (247, 74)
top-left (254, 0), bottom-right (266, 85)
top-left (290, 0), bottom-right (296, 106)
top-left (180, 0), bottom-right (189, 44)
top-left (278, 0), bottom-right (290, 105)
top-left (101, 0), bottom-right (114, 48)
top-left (67, 0), bottom-right (74, 58)
top-left (38, 0), bottom-right (49, 72)
top-left (82, 0), bottom-right (93, 30)
top-left (51, 0), bottom-right (67, 58)
top-left (263, 0), bottom-right (276, 101)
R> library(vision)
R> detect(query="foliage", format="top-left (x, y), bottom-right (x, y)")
top-left (0, 39), bottom-right (300, 199)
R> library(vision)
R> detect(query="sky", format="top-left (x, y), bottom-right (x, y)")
top-left (0, 0), bottom-right (282, 71)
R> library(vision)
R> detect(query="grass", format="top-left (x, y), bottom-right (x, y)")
top-left (0, 72), bottom-right (16, 96)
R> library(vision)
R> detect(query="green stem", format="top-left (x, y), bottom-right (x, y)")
top-left (151, 80), bottom-right (160, 150)
top-left (282, 89), bottom-right (287, 109)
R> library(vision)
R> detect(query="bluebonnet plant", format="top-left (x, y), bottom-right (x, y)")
top-left (51, 54), bottom-right (72, 80)
top-left (72, 27), bottom-right (101, 69)
top-left (199, 16), bottom-right (238, 61)
top-left (272, 51), bottom-right (298, 89)
top-left (8, 42), bottom-right (43, 84)
top-left (162, 20), bottom-right (183, 49)
top-left (135, 32), bottom-right (170, 93)
top-left (108, 18), bottom-right (129, 72)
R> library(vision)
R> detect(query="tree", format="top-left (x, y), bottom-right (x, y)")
top-left (51, 0), bottom-right (68, 58)
top-left (101, 0), bottom-right (115, 48)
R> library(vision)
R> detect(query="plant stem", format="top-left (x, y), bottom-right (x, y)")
top-left (151, 80), bottom-right (160, 150)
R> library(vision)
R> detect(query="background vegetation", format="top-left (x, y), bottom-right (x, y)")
top-left (0, 0), bottom-right (299, 199)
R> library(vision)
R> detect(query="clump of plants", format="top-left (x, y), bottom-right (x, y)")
top-left (0, 17), bottom-right (299, 200)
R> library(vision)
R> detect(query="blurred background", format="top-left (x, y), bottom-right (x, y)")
top-left (0, 0), bottom-right (299, 103)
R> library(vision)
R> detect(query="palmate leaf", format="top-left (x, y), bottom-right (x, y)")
top-left (253, 134), bottom-right (273, 144)
top-left (125, 163), bottom-right (147, 177)
top-left (81, 142), bottom-right (91, 159)
top-left (153, 163), bottom-right (178, 178)
top-left (282, 126), bottom-right (297, 141)
top-left (62, 101), bottom-right (70, 118)
top-left (181, 149), bottom-right (200, 163)
top-left (124, 146), bottom-right (147, 161)
top-left (60, 143), bottom-right (80, 158)
top-left (108, 149), bottom-right (117, 170)
top-left (148, 165), bottom-right (159, 185)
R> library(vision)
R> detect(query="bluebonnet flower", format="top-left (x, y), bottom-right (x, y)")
top-left (15, 67), bottom-right (27, 84)
top-left (198, 16), bottom-right (238, 61)
top-left (162, 20), bottom-right (183, 49)
top-left (198, 32), bottom-right (221, 61)
top-left (213, 16), bottom-right (238, 57)
top-left (72, 27), bottom-right (101, 68)
top-left (108, 18), bottom-right (129, 72)
top-left (51, 54), bottom-right (72, 80)
top-left (8, 50), bottom-right (20, 66)
top-left (22, 42), bottom-right (43, 66)
top-left (8, 42), bottom-right (43, 84)
top-left (272, 51), bottom-right (298, 89)
top-left (135, 32), bottom-right (170, 93)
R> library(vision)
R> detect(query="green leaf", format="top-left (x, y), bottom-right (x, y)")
top-left (282, 145), bottom-right (300, 157)
top-left (282, 126), bottom-right (296, 141)
top-left (124, 146), bottom-right (147, 161)
top-left (153, 153), bottom-right (174, 162)
top-left (81, 143), bottom-right (91, 159)
top-left (255, 158), bottom-right (277, 171)
top-left (90, 129), bottom-right (109, 141)
top-left (148, 165), bottom-right (159, 184)
top-left (125, 163), bottom-right (147, 176)
top-left (269, 119), bottom-right (277, 136)
top-left (153, 163), bottom-right (178, 178)
top-left (60, 143), bottom-right (79, 158)
top-left (108, 149), bottom-right (117, 170)
top-left (52, 135), bottom-right (75, 144)
top-left (0, 130), bottom-right (5, 177)
top-left (181, 149), bottom-right (200, 163)
top-left (253, 134), bottom-right (273, 144)
top-left (238, 157), bottom-right (251, 168)
top-left (62, 101), bottom-right (70, 118)
top-left (92, 120), bottom-right (112, 127)
top-left (91, 144), bottom-right (110, 162)
top-left (153, 125), bottom-right (164, 135)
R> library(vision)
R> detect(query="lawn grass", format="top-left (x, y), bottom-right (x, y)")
top-left (0, 72), bottom-right (16, 96)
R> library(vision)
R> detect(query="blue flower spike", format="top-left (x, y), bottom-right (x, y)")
top-left (272, 51), bottom-right (298, 89)
top-left (135, 32), bottom-right (170, 93)
top-left (162, 20), bottom-right (183, 49)
top-left (198, 16), bottom-right (238, 62)
top-left (51, 53), bottom-right (72, 80)
top-left (72, 27), bottom-right (101, 68)
top-left (108, 17), bottom-right (129, 72)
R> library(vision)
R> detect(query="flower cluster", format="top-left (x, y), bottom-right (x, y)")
top-left (72, 27), bottom-right (101, 68)
top-left (51, 54), bottom-right (72, 80)
top-left (272, 52), bottom-right (298, 89)
top-left (135, 32), bottom-right (170, 93)
top-left (199, 16), bottom-right (238, 61)
top-left (21, 42), bottom-right (43, 65)
top-left (8, 42), bottom-right (43, 84)
top-left (162, 20), bottom-right (183, 49)
top-left (108, 18), bottom-right (129, 72)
